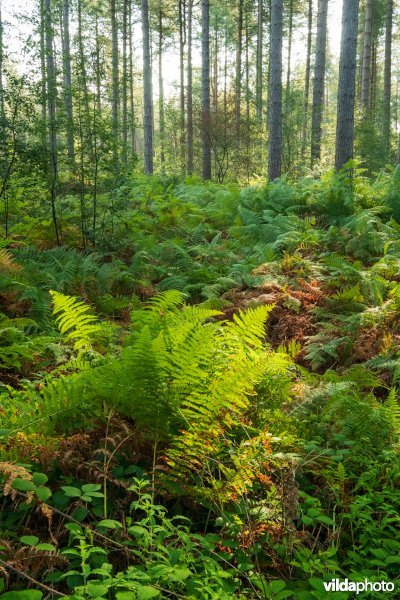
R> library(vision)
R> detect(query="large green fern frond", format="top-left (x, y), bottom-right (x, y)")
top-left (50, 290), bottom-right (101, 351)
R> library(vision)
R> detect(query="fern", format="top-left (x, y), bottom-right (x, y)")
top-left (50, 290), bottom-right (101, 351)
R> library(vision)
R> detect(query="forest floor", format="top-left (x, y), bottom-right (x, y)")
top-left (1, 172), bottom-right (400, 599)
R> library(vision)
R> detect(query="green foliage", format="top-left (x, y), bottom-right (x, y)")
top-left (50, 290), bottom-right (101, 352)
top-left (2, 174), bottom-right (400, 598)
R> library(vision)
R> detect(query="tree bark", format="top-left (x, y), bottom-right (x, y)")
top-left (187, 0), bottom-right (194, 174)
top-left (110, 0), bottom-right (119, 173)
top-left (235, 0), bottom-right (243, 139)
top-left (179, 0), bottom-right (186, 174)
top-left (128, 1), bottom-right (136, 155)
top-left (213, 12), bottom-right (218, 113)
top-left (310, 0), bottom-right (328, 165)
top-left (61, 0), bottom-right (74, 162)
top-left (335, 0), bottom-right (360, 171)
top-left (44, 0), bottom-right (60, 244)
top-left (122, 0), bottom-right (128, 167)
top-left (268, 0), bottom-right (283, 180)
top-left (201, 0), bottom-right (211, 179)
top-left (301, 0), bottom-right (312, 158)
top-left (256, 0), bottom-right (263, 123)
top-left (383, 0), bottom-right (393, 160)
top-left (141, 0), bottom-right (154, 174)
top-left (158, 9), bottom-right (165, 173)
top-left (360, 0), bottom-right (372, 111)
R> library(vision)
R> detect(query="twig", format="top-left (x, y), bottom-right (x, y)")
top-left (0, 557), bottom-right (66, 597)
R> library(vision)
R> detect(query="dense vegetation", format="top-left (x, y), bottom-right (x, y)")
top-left (2, 0), bottom-right (400, 597)
top-left (1, 170), bottom-right (400, 598)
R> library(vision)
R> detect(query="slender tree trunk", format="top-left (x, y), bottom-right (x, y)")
top-left (77, 0), bottom-right (90, 123)
top-left (235, 0), bottom-right (243, 139)
top-left (370, 42), bottom-right (377, 113)
top-left (179, 0), bottom-right (186, 174)
top-left (39, 0), bottom-right (47, 168)
top-left (128, 1), bottom-right (136, 155)
top-left (383, 0), bottom-right (393, 161)
top-left (335, 0), bottom-right (360, 171)
top-left (360, 0), bottom-right (372, 111)
top-left (301, 0), bottom-right (312, 158)
top-left (201, 0), bottom-right (211, 179)
top-left (223, 17), bottom-right (228, 143)
top-left (268, 0), bottom-right (283, 180)
top-left (141, 0), bottom-right (154, 174)
top-left (44, 0), bottom-right (60, 244)
top-left (187, 0), bottom-right (194, 174)
top-left (111, 0), bottom-right (119, 173)
top-left (213, 12), bottom-right (218, 113)
top-left (256, 0), bottom-right (263, 123)
top-left (158, 10), bottom-right (165, 173)
top-left (0, 6), bottom-right (5, 126)
top-left (95, 13), bottom-right (102, 111)
top-left (285, 0), bottom-right (293, 105)
top-left (122, 0), bottom-right (128, 167)
top-left (61, 0), bottom-right (74, 162)
top-left (310, 0), bottom-right (328, 165)
top-left (245, 6), bottom-right (250, 128)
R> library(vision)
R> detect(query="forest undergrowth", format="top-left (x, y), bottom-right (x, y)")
top-left (2, 167), bottom-right (400, 598)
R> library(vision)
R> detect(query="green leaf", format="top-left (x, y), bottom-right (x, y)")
top-left (86, 581), bottom-right (111, 597)
top-left (36, 543), bottom-right (56, 551)
top-left (11, 478), bottom-right (35, 492)
top-left (316, 515), bottom-right (334, 526)
top-left (20, 535), bottom-right (39, 546)
top-left (97, 519), bottom-right (122, 529)
top-left (81, 483), bottom-right (102, 493)
top-left (136, 586), bottom-right (160, 600)
top-left (32, 473), bottom-right (48, 486)
top-left (269, 580), bottom-right (286, 594)
top-left (309, 578), bottom-right (325, 591)
top-left (61, 486), bottom-right (82, 497)
top-left (35, 487), bottom-right (52, 502)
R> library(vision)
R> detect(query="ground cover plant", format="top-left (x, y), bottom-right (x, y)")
top-left (1, 171), bottom-right (400, 598)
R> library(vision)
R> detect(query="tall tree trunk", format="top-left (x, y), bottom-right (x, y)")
top-left (111, 0), bottom-right (119, 173)
top-left (95, 12), bottom-right (102, 111)
top-left (179, 0), bottom-right (185, 174)
top-left (44, 0), bottom-right (60, 244)
top-left (61, 0), bottom-right (74, 162)
top-left (187, 0), bottom-right (194, 174)
top-left (370, 42), bottom-right (377, 113)
top-left (141, 0), bottom-right (154, 174)
top-left (122, 0), bottom-right (128, 167)
top-left (335, 0), bottom-right (360, 171)
top-left (245, 6), bottom-right (250, 128)
top-left (77, 0), bottom-right (90, 124)
top-left (158, 10), bottom-right (165, 173)
top-left (360, 0), bottom-right (372, 111)
top-left (256, 0), bottom-right (263, 123)
top-left (301, 0), bottom-right (312, 158)
top-left (39, 0), bottom-right (47, 168)
top-left (235, 0), bottom-right (243, 139)
top-left (310, 0), bottom-right (328, 165)
top-left (285, 0), bottom-right (293, 106)
top-left (128, 1), bottom-right (136, 155)
top-left (201, 0), bottom-right (211, 179)
top-left (213, 12), bottom-right (218, 113)
top-left (268, 0), bottom-right (283, 180)
top-left (383, 0), bottom-right (393, 160)
top-left (0, 6), bottom-right (4, 123)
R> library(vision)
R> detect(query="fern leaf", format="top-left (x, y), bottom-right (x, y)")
top-left (50, 290), bottom-right (101, 351)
